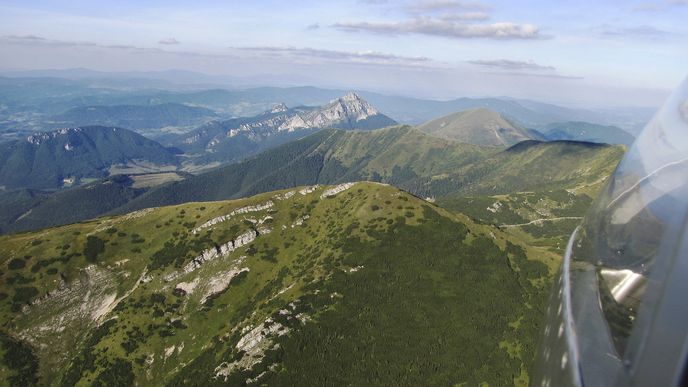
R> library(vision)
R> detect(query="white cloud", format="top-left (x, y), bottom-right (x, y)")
top-left (158, 37), bottom-right (180, 45)
top-left (232, 46), bottom-right (432, 67)
top-left (405, 0), bottom-right (491, 13)
top-left (438, 12), bottom-right (490, 21)
top-left (468, 59), bottom-right (555, 71)
top-left (334, 18), bottom-right (544, 40)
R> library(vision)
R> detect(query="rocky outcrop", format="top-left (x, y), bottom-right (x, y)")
top-left (18, 264), bottom-right (122, 362)
top-left (298, 185), bottom-right (319, 195)
top-left (214, 300), bottom-right (310, 381)
top-left (321, 182), bottom-right (356, 198)
top-left (191, 201), bottom-right (274, 234)
top-left (200, 267), bottom-right (250, 305)
top-left (273, 190), bottom-right (295, 200)
top-left (291, 215), bottom-right (309, 228)
top-left (174, 278), bottom-right (200, 295)
top-left (165, 227), bottom-right (270, 282)
top-left (215, 315), bottom-right (289, 380)
top-left (269, 103), bottom-right (288, 114)
top-left (26, 127), bottom-right (83, 145)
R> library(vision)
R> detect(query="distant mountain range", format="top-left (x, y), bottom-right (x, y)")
top-left (171, 92), bottom-right (397, 165)
top-left (0, 126), bottom-right (178, 190)
top-left (0, 93), bottom-right (396, 190)
top-left (0, 101), bottom-right (630, 200)
top-left (416, 108), bottom-right (633, 147)
top-left (50, 103), bottom-right (218, 136)
top-left (538, 121), bottom-right (635, 146)
top-left (0, 76), bottom-right (654, 138)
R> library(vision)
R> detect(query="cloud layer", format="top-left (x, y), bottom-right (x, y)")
top-left (334, 0), bottom-right (544, 40)
top-left (158, 37), bottom-right (180, 45)
top-left (232, 46), bottom-right (432, 67)
top-left (468, 59), bottom-right (555, 71)
top-left (405, 0), bottom-right (491, 13)
top-left (334, 19), bottom-right (543, 39)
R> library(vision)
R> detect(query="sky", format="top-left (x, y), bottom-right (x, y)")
top-left (0, 0), bottom-right (686, 107)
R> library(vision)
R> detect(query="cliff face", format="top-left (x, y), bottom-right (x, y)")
top-left (223, 92), bottom-right (392, 139)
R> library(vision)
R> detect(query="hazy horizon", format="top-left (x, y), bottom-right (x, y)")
top-left (1, 0), bottom-right (686, 108)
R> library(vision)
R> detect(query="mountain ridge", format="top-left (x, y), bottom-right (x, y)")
top-left (0, 127), bottom-right (624, 234)
top-left (0, 182), bottom-right (553, 385)
top-left (172, 92), bottom-right (397, 166)
top-left (116, 126), bottom-right (622, 215)
top-left (417, 107), bottom-right (542, 147)
top-left (0, 126), bottom-right (178, 190)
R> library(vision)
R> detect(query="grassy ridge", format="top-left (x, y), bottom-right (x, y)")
top-left (118, 127), bottom-right (622, 212)
top-left (113, 126), bottom-right (493, 212)
top-left (0, 182), bottom-right (553, 385)
top-left (0, 126), bottom-right (622, 235)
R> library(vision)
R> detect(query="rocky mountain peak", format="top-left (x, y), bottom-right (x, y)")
top-left (341, 91), bottom-right (362, 102)
top-left (326, 92), bottom-right (379, 120)
top-left (270, 103), bottom-right (289, 114)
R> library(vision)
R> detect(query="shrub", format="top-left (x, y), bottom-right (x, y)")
top-left (13, 287), bottom-right (38, 304)
top-left (0, 332), bottom-right (39, 386)
top-left (8, 259), bottom-right (26, 270)
top-left (84, 236), bottom-right (105, 262)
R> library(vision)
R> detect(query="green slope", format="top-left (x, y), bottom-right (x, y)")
top-left (115, 126), bottom-right (493, 212)
top-left (422, 140), bottom-right (624, 198)
top-left (0, 176), bottom-right (147, 234)
top-left (0, 182), bottom-right (553, 386)
top-left (121, 130), bottom-right (623, 213)
top-left (435, 141), bottom-right (622, 253)
top-left (439, 190), bottom-right (594, 254)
